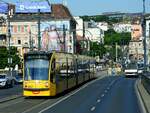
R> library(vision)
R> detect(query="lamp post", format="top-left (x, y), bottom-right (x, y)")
top-left (7, 3), bottom-right (14, 75)
top-left (38, 9), bottom-right (41, 50)
top-left (142, 0), bottom-right (147, 70)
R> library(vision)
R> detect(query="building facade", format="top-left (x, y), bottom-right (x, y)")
top-left (145, 17), bottom-right (150, 65)
top-left (113, 23), bottom-right (131, 33)
top-left (0, 14), bottom-right (7, 47)
top-left (128, 21), bottom-right (144, 61)
top-left (8, 4), bottom-right (76, 57)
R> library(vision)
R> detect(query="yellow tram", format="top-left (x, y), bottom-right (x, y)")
top-left (23, 51), bottom-right (96, 96)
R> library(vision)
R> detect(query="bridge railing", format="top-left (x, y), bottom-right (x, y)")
top-left (141, 72), bottom-right (150, 94)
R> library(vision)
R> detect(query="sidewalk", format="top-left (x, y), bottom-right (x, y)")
top-left (137, 80), bottom-right (150, 113)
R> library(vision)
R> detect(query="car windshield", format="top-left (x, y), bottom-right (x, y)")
top-left (137, 63), bottom-right (144, 69)
top-left (24, 59), bottom-right (49, 80)
top-left (126, 63), bottom-right (137, 69)
top-left (0, 75), bottom-right (6, 79)
top-left (15, 75), bottom-right (22, 79)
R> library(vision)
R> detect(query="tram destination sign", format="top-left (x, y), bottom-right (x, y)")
top-left (15, 1), bottom-right (51, 13)
top-left (25, 55), bottom-right (50, 60)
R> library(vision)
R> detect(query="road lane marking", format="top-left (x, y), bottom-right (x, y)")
top-left (97, 99), bottom-right (101, 103)
top-left (39, 76), bottom-right (105, 113)
top-left (101, 94), bottom-right (105, 97)
top-left (91, 106), bottom-right (96, 111)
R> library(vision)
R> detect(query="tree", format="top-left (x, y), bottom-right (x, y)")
top-left (0, 46), bottom-right (21, 69)
top-left (89, 42), bottom-right (106, 58)
top-left (104, 29), bottom-right (131, 45)
top-left (104, 29), bottom-right (131, 62)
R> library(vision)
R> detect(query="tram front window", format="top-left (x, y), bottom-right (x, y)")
top-left (25, 59), bottom-right (49, 80)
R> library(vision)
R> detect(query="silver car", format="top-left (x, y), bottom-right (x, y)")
top-left (0, 74), bottom-right (15, 88)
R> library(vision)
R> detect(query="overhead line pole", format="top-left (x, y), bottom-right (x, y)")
top-left (142, 0), bottom-right (147, 70)
top-left (38, 9), bottom-right (41, 50)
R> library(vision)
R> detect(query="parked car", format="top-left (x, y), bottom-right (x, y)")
top-left (14, 75), bottom-right (23, 84)
top-left (0, 74), bottom-right (15, 88)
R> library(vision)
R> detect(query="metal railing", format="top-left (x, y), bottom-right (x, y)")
top-left (141, 72), bottom-right (150, 94)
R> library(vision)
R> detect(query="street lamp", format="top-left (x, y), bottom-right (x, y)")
top-left (142, 0), bottom-right (147, 70)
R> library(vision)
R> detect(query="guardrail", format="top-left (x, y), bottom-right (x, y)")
top-left (141, 72), bottom-right (150, 95)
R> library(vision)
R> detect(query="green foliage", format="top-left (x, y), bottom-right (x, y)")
top-left (104, 29), bottom-right (131, 45)
top-left (80, 15), bottom-right (123, 24)
top-left (0, 47), bottom-right (21, 69)
top-left (106, 45), bottom-right (122, 61)
top-left (104, 29), bottom-right (131, 62)
top-left (89, 42), bottom-right (106, 58)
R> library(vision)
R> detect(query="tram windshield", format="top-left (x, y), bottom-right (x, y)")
top-left (24, 59), bottom-right (49, 80)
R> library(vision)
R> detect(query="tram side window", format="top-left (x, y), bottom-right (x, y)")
top-left (55, 58), bottom-right (68, 81)
top-left (50, 59), bottom-right (56, 83)
top-left (68, 60), bottom-right (75, 78)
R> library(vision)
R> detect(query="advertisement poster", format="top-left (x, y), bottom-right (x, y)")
top-left (41, 21), bottom-right (70, 52)
top-left (0, 3), bottom-right (8, 13)
top-left (15, 1), bottom-right (51, 13)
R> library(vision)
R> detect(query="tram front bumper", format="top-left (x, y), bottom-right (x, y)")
top-left (23, 88), bottom-right (50, 96)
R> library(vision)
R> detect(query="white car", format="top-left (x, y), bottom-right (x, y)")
top-left (0, 74), bottom-right (15, 88)
top-left (124, 63), bottom-right (138, 77)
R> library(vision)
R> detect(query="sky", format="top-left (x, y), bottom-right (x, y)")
top-left (4, 0), bottom-right (150, 16)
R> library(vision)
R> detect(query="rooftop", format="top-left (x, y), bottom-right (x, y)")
top-left (10, 4), bottom-right (74, 21)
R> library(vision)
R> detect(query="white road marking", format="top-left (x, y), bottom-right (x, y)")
top-left (39, 76), bottom-right (104, 113)
top-left (91, 106), bottom-right (96, 111)
top-left (101, 94), bottom-right (105, 97)
top-left (97, 99), bottom-right (101, 103)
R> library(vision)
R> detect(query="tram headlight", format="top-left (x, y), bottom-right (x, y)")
top-left (24, 82), bottom-right (27, 88)
top-left (45, 82), bottom-right (49, 88)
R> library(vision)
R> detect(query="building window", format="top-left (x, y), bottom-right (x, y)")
top-left (24, 25), bottom-right (28, 32)
top-left (21, 25), bottom-right (24, 32)
top-left (69, 36), bottom-right (72, 42)
top-left (18, 40), bottom-right (21, 44)
top-left (18, 25), bottom-right (21, 32)
top-left (14, 25), bottom-right (17, 33)
top-left (10, 25), bottom-right (13, 32)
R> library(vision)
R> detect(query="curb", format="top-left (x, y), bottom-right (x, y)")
top-left (0, 94), bottom-right (22, 103)
top-left (135, 79), bottom-right (149, 113)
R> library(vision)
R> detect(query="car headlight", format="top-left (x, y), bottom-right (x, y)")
top-left (0, 81), bottom-right (6, 85)
top-left (138, 70), bottom-right (143, 74)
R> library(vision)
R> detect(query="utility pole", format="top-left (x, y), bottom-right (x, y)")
top-left (29, 30), bottom-right (33, 51)
top-left (38, 9), bottom-right (41, 50)
top-left (116, 42), bottom-right (118, 62)
top-left (7, 10), bottom-right (11, 72)
top-left (63, 24), bottom-right (66, 52)
top-left (7, 4), bottom-right (13, 75)
top-left (142, 0), bottom-right (147, 70)
top-left (83, 21), bottom-right (85, 55)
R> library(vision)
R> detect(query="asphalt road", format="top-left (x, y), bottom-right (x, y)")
top-left (0, 76), bottom-right (142, 113)
top-left (39, 76), bottom-right (141, 113)
top-left (0, 84), bottom-right (22, 99)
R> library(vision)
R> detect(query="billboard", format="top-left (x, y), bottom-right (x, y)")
top-left (0, 3), bottom-right (8, 13)
top-left (41, 21), bottom-right (70, 52)
top-left (15, 1), bottom-right (51, 13)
